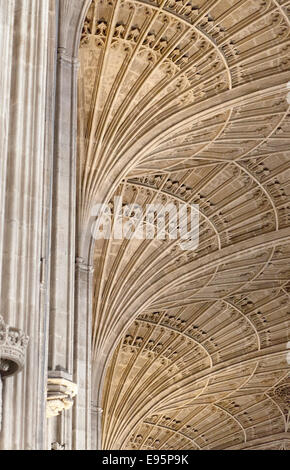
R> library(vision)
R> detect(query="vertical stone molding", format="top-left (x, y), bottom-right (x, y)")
top-left (91, 403), bottom-right (103, 450)
top-left (73, 258), bottom-right (94, 450)
top-left (0, 0), bottom-right (94, 450)
top-left (47, 0), bottom-right (92, 450)
top-left (0, 0), bottom-right (50, 450)
top-left (0, 377), bottom-right (2, 432)
top-left (0, 0), bottom-right (14, 285)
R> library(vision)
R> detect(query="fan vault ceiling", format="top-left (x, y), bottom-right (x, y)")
top-left (78, 0), bottom-right (290, 449)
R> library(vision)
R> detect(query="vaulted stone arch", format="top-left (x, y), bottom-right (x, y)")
top-left (77, 0), bottom-right (290, 450)
top-left (0, 0), bottom-right (289, 451)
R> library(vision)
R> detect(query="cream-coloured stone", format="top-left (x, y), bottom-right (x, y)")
top-left (79, 0), bottom-right (290, 450)
top-left (47, 374), bottom-right (78, 419)
top-left (0, 0), bottom-right (290, 451)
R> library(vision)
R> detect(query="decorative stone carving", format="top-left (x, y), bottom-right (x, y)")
top-left (51, 442), bottom-right (65, 451)
top-left (273, 382), bottom-right (290, 409)
top-left (46, 371), bottom-right (78, 418)
top-left (0, 316), bottom-right (29, 378)
top-left (0, 315), bottom-right (29, 431)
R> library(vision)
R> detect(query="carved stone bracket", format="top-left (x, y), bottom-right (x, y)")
top-left (0, 316), bottom-right (29, 378)
top-left (47, 371), bottom-right (78, 419)
top-left (0, 315), bottom-right (29, 431)
top-left (51, 442), bottom-right (65, 451)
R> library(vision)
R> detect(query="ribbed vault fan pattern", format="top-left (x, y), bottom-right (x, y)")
top-left (78, 0), bottom-right (290, 450)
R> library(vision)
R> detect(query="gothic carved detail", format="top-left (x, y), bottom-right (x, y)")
top-left (0, 316), bottom-right (29, 378)
top-left (78, 0), bottom-right (290, 451)
top-left (46, 372), bottom-right (78, 419)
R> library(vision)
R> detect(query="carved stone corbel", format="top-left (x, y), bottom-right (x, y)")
top-left (46, 370), bottom-right (78, 419)
top-left (51, 442), bottom-right (65, 451)
top-left (0, 316), bottom-right (29, 431)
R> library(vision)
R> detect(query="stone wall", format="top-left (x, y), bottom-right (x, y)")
top-left (0, 0), bottom-right (91, 450)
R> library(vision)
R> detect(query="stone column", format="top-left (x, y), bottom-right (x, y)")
top-left (0, 0), bottom-right (50, 449)
top-left (72, 258), bottom-right (94, 450)
top-left (0, 377), bottom-right (2, 432)
top-left (91, 403), bottom-right (103, 450)
top-left (0, 0), bottom-right (14, 282)
top-left (47, 44), bottom-right (79, 453)
top-left (0, 0), bottom-right (91, 449)
top-left (0, 1), bottom-right (14, 435)
top-left (47, 0), bottom-right (92, 450)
